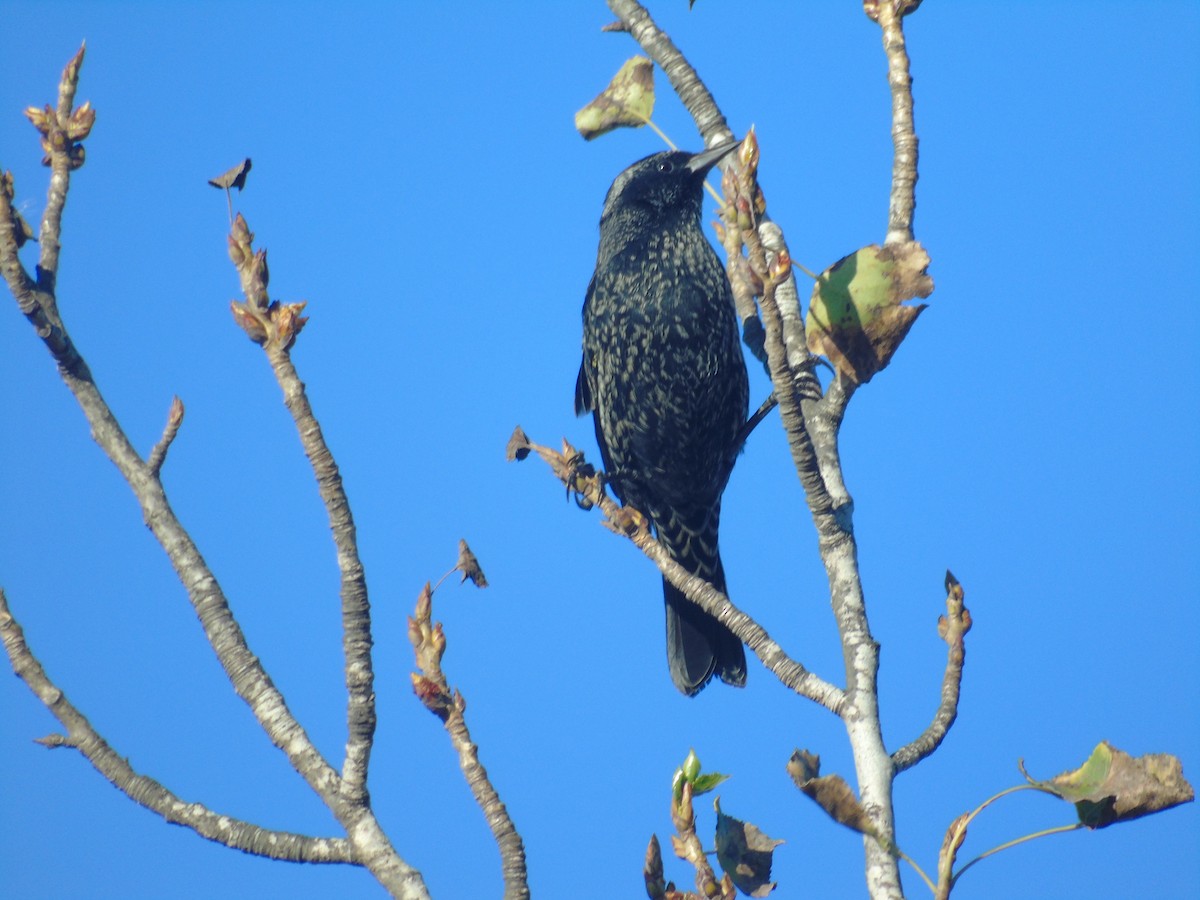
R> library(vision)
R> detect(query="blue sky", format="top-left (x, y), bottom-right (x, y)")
top-left (1, 2), bottom-right (1197, 898)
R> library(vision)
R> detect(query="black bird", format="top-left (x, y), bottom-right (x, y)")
top-left (575, 145), bottom-right (750, 695)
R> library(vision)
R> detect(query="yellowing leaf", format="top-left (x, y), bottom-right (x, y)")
top-left (574, 57), bottom-right (655, 141)
top-left (805, 241), bottom-right (933, 384)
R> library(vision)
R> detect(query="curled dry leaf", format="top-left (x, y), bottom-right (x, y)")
top-left (805, 241), bottom-right (933, 385)
top-left (505, 425), bottom-right (532, 461)
top-left (455, 539), bottom-right (488, 588)
top-left (936, 811), bottom-right (970, 887)
top-left (208, 157), bottom-right (253, 191)
top-left (787, 750), bottom-right (879, 839)
top-left (714, 798), bottom-right (784, 898)
top-left (1021, 742), bottom-right (1194, 828)
top-left (574, 56), bottom-right (655, 141)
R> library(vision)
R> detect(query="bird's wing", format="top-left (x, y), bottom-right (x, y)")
top-left (574, 359), bottom-right (593, 415)
top-left (575, 274), bottom-right (597, 416)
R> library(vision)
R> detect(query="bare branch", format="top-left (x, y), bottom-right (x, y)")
top-left (147, 395), bottom-right (185, 477)
top-left (669, 782), bottom-right (732, 900)
top-left (510, 431), bottom-right (846, 716)
top-left (872, 1), bottom-right (920, 244)
top-left (892, 573), bottom-right (972, 773)
top-left (24, 44), bottom-right (89, 300)
top-left (270, 347), bottom-right (376, 800)
top-left (410, 584), bottom-right (529, 900)
top-left (0, 171), bottom-right (87, 373)
top-left (224, 212), bottom-right (377, 801)
top-left (3, 58), bottom-right (430, 899)
top-left (0, 589), bottom-right (354, 864)
top-left (222, 218), bottom-right (437, 897)
top-left (606, 0), bottom-right (733, 147)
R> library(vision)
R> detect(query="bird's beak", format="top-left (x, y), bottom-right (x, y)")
top-left (685, 140), bottom-right (740, 176)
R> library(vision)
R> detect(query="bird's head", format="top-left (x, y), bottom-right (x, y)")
top-left (600, 143), bottom-right (738, 226)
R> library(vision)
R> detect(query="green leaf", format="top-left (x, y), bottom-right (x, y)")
top-left (805, 241), bottom-right (932, 384)
top-left (691, 772), bottom-right (730, 795)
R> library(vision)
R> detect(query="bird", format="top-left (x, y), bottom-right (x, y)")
top-left (575, 144), bottom-right (750, 696)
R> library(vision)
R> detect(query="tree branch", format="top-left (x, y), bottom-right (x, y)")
top-left (892, 572), bottom-right (971, 773)
top-left (269, 346), bottom-right (377, 801)
top-left (606, 0), bottom-right (733, 148)
top-left (409, 584), bottom-right (529, 900)
top-left (508, 430), bottom-right (846, 716)
top-left (32, 43), bottom-right (87, 300)
top-left (600, 6), bottom-right (907, 897)
top-left (870, 0), bottom-right (921, 244)
top-left (0, 589), bottom-right (354, 864)
top-left (224, 213), bottom-right (377, 804)
top-left (147, 395), bottom-right (184, 478)
top-left (1, 48), bottom-right (430, 900)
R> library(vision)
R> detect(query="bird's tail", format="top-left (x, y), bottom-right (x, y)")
top-left (657, 508), bottom-right (747, 696)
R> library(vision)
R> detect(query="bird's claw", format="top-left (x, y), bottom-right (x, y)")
top-left (564, 451), bottom-right (598, 510)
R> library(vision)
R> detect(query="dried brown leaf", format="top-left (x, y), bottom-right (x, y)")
top-left (714, 799), bottom-right (783, 897)
top-left (1023, 742), bottom-right (1194, 828)
top-left (208, 157), bottom-right (252, 191)
top-left (456, 539), bottom-right (488, 588)
top-left (506, 426), bottom-right (532, 461)
top-left (787, 750), bottom-right (879, 839)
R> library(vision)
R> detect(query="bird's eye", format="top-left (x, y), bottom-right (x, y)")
top-left (657, 159), bottom-right (675, 174)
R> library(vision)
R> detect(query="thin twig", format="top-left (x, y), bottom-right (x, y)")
top-left (34, 44), bottom-right (86, 299)
top-left (1, 50), bottom-right (430, 899)
top-left (224, 210), bottom-right (376, 802)
top-left (510, 430), bottom-right (846, 716)
top-left (670, 782), bottom-right (731, 899)
top-left (606, 0), bottom-right (733, 147)
top-left (269, 347), bottom-right (377, 801)
top-left (410, 585), bottom-right (529, 900)
top-left (952, 823), bottom-right (1085, 888)
top-left (875, 1), bottom-right (920, 244)
top-left (147, 395), bottom-right (184, 477)
top-left (0, 589), bottom-right (354, 863)
top-left (892, 573), bottom-right (971, 773)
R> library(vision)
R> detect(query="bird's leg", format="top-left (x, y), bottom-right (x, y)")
top-left (562, 449), bottom-right (598, 509)
top-left (734, 392), bottom-right (778, 452)
top-left (734, 358), bottom-right (828, 452)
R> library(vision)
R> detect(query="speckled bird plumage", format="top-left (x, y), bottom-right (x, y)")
top-left (575, 147), bottom-right (749, 695)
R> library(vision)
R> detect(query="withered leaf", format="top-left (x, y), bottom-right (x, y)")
top-left (574, 56), bottom-right (655, 141)
top-left (936, 811), bottom-right (970, 886)
top-left (805, 241), bottom-right (933, 384)
top-left (714, 799), bottom-right (783, 897)
top-left (208, 157), bottom-right (252, 191)
top-left (787, 750), bottom-right (879, 839)
top-left (456, 539), bottom-right (488, 588)
top-left (505, 426), bottom-right (532, 461)
top-left (1022, 742), bottom-right (1194, 829)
